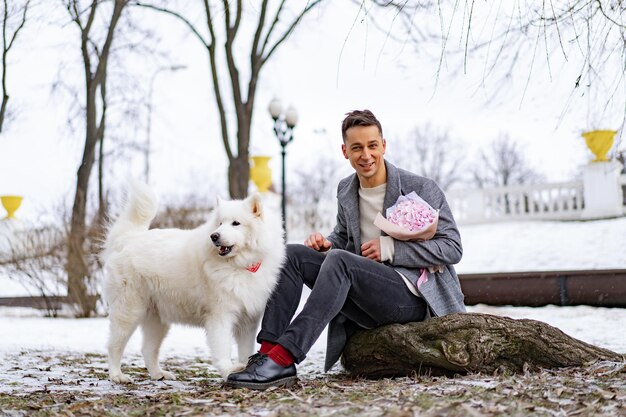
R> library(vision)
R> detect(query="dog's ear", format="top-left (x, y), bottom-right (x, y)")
top-left (248, 193), bottom-right (263, 218)
top-left (215, 195), bottom-right (224, 208)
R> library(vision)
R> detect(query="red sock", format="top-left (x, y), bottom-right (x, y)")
top-left (259, 340), bottom-right (276, 354)
top-left (267, 344), bottom-right (295, 367)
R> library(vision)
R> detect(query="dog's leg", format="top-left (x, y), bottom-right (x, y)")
top-left (234, 315), bottom-right (260, 364)
top-left (107, 308), bottom-right (143, 384)
top-left (141, 313), bottom-right (175, 381)
top-left (204, 316), bottom-right (238, 379)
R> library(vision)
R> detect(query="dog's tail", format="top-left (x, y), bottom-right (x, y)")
top-left (104, 180), bottom-right (158, 250)
top-left (119, 180), bottom-right (158, 228)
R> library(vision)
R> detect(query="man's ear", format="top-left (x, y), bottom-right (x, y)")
top-left (342, 144), bottom-right (348, 159)
top-left (247, 193), bottom-right (263, 218)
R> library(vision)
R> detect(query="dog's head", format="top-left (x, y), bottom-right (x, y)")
top-left (209, 193), bottom-right (265, 258)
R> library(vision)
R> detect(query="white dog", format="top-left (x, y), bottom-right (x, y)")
top-left (101, 181), bottom-right (285, 383)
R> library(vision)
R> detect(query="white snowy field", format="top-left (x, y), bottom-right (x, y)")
top-left (456, 216), bottom-right (626, 274)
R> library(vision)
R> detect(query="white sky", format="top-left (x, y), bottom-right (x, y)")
top-left (0, 1), bottom-right (623, 221)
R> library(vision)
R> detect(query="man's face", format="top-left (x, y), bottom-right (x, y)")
top-left (342, 125), bottom-right (386, 186)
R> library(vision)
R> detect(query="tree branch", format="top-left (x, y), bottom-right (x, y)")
top-left (595, 0), bottom-right (626, 30)
top-left (203, 0), bottom-right (233, 161)
top-left (262, 0), bottom-right (325, 64)
top-left (220, 0), bottom-right (244, 116)
top-left (6, 0), bottom-right (29, 51)
top-left (129, 1), bottom-right (210, 48)
top-left (0, 0), bottom-right (31, 133)
top-left (93, 0), bottom-right (127, 87)
top-left (259, 0), bottom-right (286, 58)
top-left (251, 0), bottom-right (269, 59)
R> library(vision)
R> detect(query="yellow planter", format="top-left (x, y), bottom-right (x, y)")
top-left (250, 156), bottom-right (272, 193)
top-left (581, 130), bottom-right (617, 162)
top-left (1, 195), bottom-right (23, 219)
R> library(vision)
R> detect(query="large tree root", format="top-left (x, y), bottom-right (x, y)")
top-left (341, 313), bottom-right (624, 378)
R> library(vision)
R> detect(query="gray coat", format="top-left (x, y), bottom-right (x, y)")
top-left (323, 160), bottom-right (466, 371)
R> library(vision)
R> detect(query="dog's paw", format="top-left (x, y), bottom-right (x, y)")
top-left (231, 362), bottom-right (247, 373)
top-left (221, 362), bottom-right (246, 379)
top-left (110, 373), bottom-right (134, 384)
top-left (151, 370), bottom-right (177, 381)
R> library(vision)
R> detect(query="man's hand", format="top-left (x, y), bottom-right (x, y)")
top-left (361, 239), bottom-right (381, 262)
top-left (305, 232), bottom-right (332, 252)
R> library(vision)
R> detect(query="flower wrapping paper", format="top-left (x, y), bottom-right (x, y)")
top-left (374, 191), bottom-right (438, 241)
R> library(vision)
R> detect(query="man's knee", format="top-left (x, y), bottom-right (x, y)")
top-left (285, 243), bottom-right (309, 260)
top-left (321, 250), bottom-right (353, 277)
top-left (323, 249), bottom-right (351, 264)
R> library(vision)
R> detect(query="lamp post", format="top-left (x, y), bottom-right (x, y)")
top-left (268, 98), bottom-right (298, 240)
top-left (145, 64), bottom-right (187, 184)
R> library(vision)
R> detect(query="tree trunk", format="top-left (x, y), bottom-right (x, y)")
top-left (228, 154), bottom-right (250, 199)
top-left (0, 93), bottom-right (7, 133)
top-left (228, 109), bottom-right (252, 199)
top-left (341, 313), bottom-right (623, 378)
top-left (67, 110), bottom-right (98, 317)
top-left (65, 0), bottom-right (126, 317)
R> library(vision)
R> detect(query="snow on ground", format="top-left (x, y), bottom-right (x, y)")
top-left (1, 294), bottom-right (626, 356)
top-left (0, 302), bottom-right (625, 398)
top-left (456, 216), bottom-right (626, 274)
top-left (1, 301), bottom-right (625, 400)
top-left (0, 299), bottom-right (332, 396)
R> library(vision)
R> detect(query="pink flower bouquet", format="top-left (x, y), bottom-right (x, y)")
top-left (374, 192), bottom-right (438, 241)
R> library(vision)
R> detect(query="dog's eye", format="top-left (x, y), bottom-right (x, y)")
top-left (232, 221), bottom-right (240, 226)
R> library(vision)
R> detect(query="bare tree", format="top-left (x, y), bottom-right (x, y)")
top-left (0, 0), bottom-right (31, 134)
top-left (130, 1), bottom-right (329, 199)
top-left (388, 124), bottom-right (465, 191)
top-left (471, 134), bottom-right (543, 189)
top-left (64, 0), bottom-right (129, 317)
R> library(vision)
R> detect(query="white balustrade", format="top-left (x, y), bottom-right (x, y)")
top-left (446, 181), bottom-right (587, 224)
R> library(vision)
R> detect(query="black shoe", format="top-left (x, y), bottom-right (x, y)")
top-left (225, 353), bottom-right (297, 390)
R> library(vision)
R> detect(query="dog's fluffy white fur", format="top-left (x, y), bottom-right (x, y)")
top-left (101, 181), bottom-right (285, 383)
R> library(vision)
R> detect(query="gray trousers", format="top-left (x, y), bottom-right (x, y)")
top-left (257, 244), bottom-right (427, 363)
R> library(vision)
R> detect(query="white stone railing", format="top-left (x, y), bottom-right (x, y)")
top-left (446, 181), bottom-right (586, 224)
top-left (447, 163), bottom-right (626, 224)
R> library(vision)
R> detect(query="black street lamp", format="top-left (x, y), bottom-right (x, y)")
top-left (268, 98), bottom-right (298, 241)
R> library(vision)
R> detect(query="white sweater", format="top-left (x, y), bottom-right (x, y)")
top-left (358, 184), bottom-right (420, 297)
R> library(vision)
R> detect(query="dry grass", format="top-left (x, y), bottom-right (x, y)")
top-left (0, 351), bottom-right (624, 417)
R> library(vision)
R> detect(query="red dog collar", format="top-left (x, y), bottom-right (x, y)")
top-left (246, 262), bottom-right (261, 273)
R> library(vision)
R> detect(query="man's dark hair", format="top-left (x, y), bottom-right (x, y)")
top-left (341, 110), bottom-right (383, 142)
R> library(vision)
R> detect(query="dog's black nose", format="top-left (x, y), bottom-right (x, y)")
top-left (210, 233), bottom-right (220, 243)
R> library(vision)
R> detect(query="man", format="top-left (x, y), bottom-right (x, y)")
top-left (226, 110), bottom-right (465, 390)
